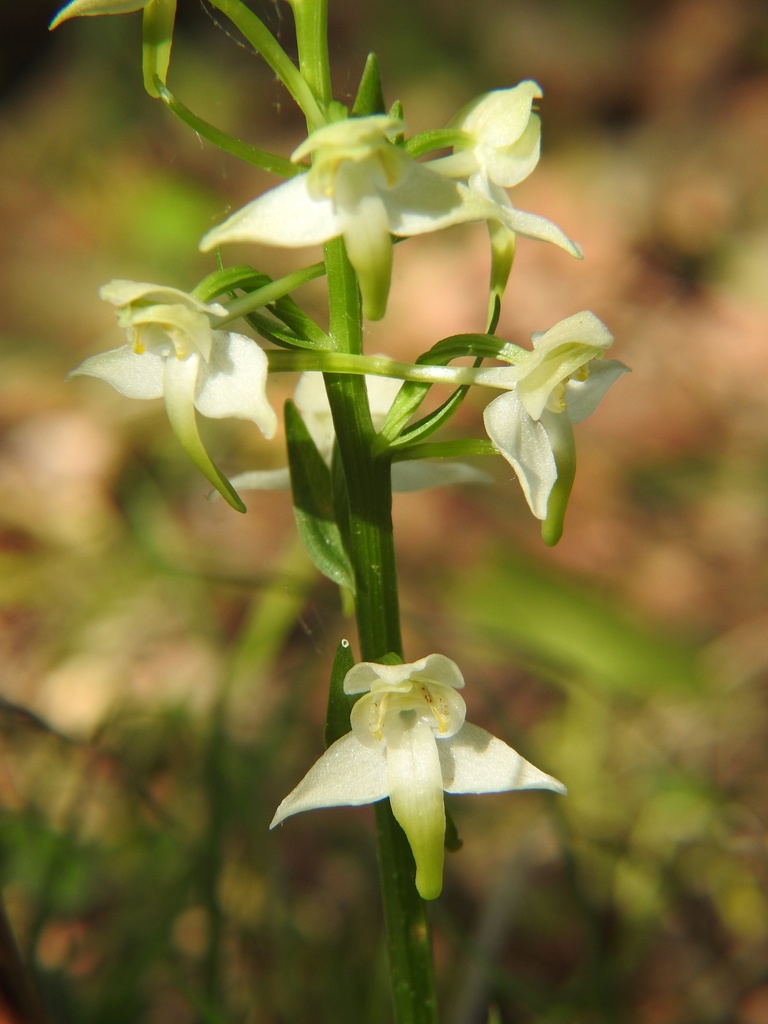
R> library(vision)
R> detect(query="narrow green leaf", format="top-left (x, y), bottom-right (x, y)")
top-left (324, 639), bottom-right (357, 747)
top-left (285, 401), bottom-right (354, 590)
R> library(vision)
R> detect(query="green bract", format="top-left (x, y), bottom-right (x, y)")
top-left (69, 281), bottom-right (277, 510)
top-left (271, 654), bottom-right (566, 900)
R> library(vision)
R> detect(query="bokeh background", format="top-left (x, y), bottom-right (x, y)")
top-left (2, 1), bottom-right (768, 1022)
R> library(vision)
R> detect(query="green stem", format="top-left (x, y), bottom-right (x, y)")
top-left (287, 0), bottom-right (333, 109)
top-left (289, 7), bottom-right (439, 1018)
top-left (323, 236), bottom-right (438, 1023)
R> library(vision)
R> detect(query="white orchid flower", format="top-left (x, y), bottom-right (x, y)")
top-left (431, 82), bottom-right (578, 324)
top-left (69, 281), bottom-right (277, 510)
top-left (271, 654), bottom-right (566, 900)
top-left (229, 369), bottom-right (490, 494)
top-left (200, 115), bottom-right (579, 322)
top-left (478, 311), bottom-right (628, 541)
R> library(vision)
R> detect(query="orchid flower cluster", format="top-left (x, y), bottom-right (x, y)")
top-left (51, 0), bottom-right (626, 935)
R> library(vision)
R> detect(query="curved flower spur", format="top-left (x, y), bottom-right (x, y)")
top-left (271, 654), bottom-right (566, 900)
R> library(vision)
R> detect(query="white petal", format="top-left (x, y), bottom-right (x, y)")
top-left (439, 722), bottom-right (567, 795)
top-left (68, 345), bottom-right (165, 399)
top-left (381, 164), bottom-right (498, 237)
top-left (200, 176), bottom-right (340, 252)
top-left (533, 311), bottom-right (613, 353)
top-left (565, 359), bottom-right (629, 424)
top-left (485, 115), bottom-right (541, 188)
top-left (99, 280), bottom-right (226, 318)
top-left (458, 84), bottom-right (543, 189)
top-left (344, 653), bottom-right (465, 696)
top-left (270, 734), bottom-right (388, 828)
top-left (483, 391), bottom-right (557, 519)
top-left (501, 207), bottom-right (583, 259)
top-left (459, 82), bottom-right (542, 145)
top-left (194, 332), bottom-right (277, 438)
top-left (391, 460), bottom-right (491, 492)
top-left (384, 714), bottom-right (446, 900)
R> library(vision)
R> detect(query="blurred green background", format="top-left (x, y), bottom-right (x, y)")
top-left (2, 1), bottom-right (768, 1022)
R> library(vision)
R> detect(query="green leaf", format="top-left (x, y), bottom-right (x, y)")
top-left (324, 639), bottom-right (357, 747)
top-left (352, 53), bottom-right (386, 117)
top-left (285, 401), bottom-right (354, 591)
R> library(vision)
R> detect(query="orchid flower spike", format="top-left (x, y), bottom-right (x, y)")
top-left (229, 370), bottom-right (489, 495)
top-left (478, 311), bottom-right (628, 543)
top-left (271, 654), bottom-right (565, 900)
top-left (69, 281), bottom-right (277, 510)
top-left (200, 114), bottom-right (537, 321)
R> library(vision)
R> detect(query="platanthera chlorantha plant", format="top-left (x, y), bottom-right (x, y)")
top-left (52, 0), bottom-right (628, 1019)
